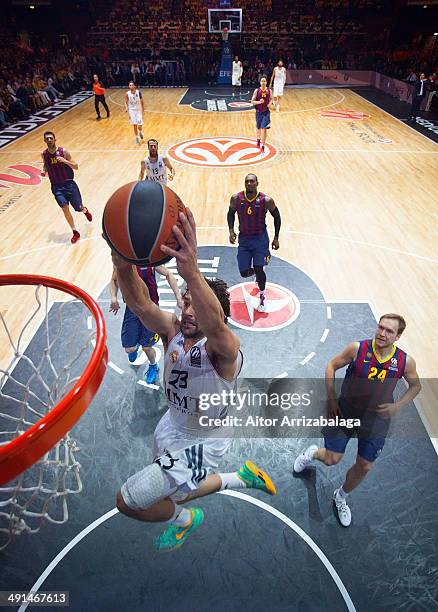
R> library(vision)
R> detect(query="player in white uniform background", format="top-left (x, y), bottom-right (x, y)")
top-left (270, 60), bottom-right (287, 112)
top-left (125, 81), bottom-right (144, 145)
top-left (232, 55), bottom-right (243, 97)
top-left (139, 138), bottom-right (175, 184)
top-left (112, 209), bottom-right (276, 552)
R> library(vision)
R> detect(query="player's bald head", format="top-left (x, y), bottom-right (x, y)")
top-left (245, 173), bottom-right (258, 183)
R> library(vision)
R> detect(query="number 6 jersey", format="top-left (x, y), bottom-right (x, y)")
top-left (163, 332), bottom-right (243, 434)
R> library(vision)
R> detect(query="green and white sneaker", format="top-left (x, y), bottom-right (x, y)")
top-left (237, 460), bottom-right (276, 495)
top-left (154, 507), bottom-right (204, 552)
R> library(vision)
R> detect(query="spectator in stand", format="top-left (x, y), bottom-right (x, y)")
top-left (32, 75), bottom-right (52, 105)
top-left (407, 72), bottom-right (428, 122)
top-left (47, 76), bottom-right (63, 99)
top-left (0, 97), bottom-right (12, 127)
top-left (131, 62), bottom-right (140, 84)
top-left (425, 73), bottom-right (437, 112)
top-left (145, 61), bottom-right (154, 86)
top-left (24, 79), bottom-right (44, 109)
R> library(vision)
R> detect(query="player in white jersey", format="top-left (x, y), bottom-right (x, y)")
top-left (269, 60), bottom-right (287, 112)
top-left (232, 55), bottom-right (243, 97)
top-left (113, 208), bottom-right (276, 552)
top-left (139, 138), bottom-right (175, 185)
top-left (125, 81), bottom-right (144, 145)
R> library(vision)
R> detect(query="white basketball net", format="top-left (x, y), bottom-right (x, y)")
top-left (0, 283), bottom-right (96, 550)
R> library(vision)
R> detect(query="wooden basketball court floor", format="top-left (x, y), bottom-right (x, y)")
top-left (1, 87), bottom-right (438, 611)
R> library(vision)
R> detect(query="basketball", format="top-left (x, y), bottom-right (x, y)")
top-left (102, 181), bottom-right (186, 266)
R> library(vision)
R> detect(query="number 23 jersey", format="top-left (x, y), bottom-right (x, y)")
top-left (163, 332), bottom-right (243, 434)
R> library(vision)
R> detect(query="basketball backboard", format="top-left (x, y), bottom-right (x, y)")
top-left (208, 8), bottom-right (242, 34)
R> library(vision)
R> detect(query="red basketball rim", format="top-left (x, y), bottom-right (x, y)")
top-left (0, 274), bottom-right (108, 485)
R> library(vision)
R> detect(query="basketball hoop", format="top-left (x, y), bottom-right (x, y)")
top-left (0, 274), bottom-right (107, 549)
top-left (222, 27), bottom-right (229, 41)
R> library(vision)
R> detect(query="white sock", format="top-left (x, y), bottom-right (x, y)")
top-left (336, 486), bottom-right (348, 501)
top-left (307, 447), bottom-right (317, 460)
top-left (169, 506), bottom-right (192, 527)
top-left (219, 472), bottom-right (246, 491)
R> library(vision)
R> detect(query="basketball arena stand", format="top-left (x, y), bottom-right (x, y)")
top-left (0, 275), bottom-right (107, 550)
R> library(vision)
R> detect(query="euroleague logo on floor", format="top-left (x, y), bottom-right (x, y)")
top-left (167, 137), bottom-right (278, 167)
top-left (228, 281), bottom-right (300, 332)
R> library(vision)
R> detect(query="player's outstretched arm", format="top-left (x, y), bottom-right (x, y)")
top-left (160, 209), bottom-right (240, 374)
top-left (325, 342), bottom-right (359, 416)
top-left (111, 252), bottom-right (178, 342)
top-left (139, 160), bottom-right (145, 181)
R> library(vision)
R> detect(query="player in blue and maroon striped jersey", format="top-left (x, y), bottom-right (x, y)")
top-left (109, 264), bottom-right (182, 384)
top-left (228, 174), bottom-right (281, 312)
top-left (294, 313), bottom-right (421, 527)
top-left (41, 131), bottom-right (93, 244)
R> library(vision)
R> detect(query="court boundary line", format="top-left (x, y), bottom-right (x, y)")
top-left (0, 93), bottom-right (94, 152)
top-left (349, 89), bottom-right (438, 147)
top-left (176, 87), bottom-right (189, 104)
top-left (17, 495), bottom-right (356, 612)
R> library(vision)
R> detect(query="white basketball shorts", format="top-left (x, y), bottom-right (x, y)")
top-left (153, 409), bottom-right (231, 491)
top-left (129, 109), bottom-right (143, 125)
top-left (273, 81), bottom-right (285, 97)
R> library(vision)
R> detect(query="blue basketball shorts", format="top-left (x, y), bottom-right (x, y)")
top-left (52, 180), bottom-right (83, 211)
top-left (237, 231), bottom-right (271, 273)
top-left (256, 110), bottom-right (271, 130)
top-left (323, 400), bottom-right (389, 463)
top-left (121, 306), bottom-right (159, 349)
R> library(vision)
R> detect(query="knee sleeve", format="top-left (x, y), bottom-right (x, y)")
top-left (121, 462), bottom-right (177, 511)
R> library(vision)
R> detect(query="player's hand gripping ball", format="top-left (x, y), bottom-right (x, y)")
top-left (102, 181), bottom-right (186, 266)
